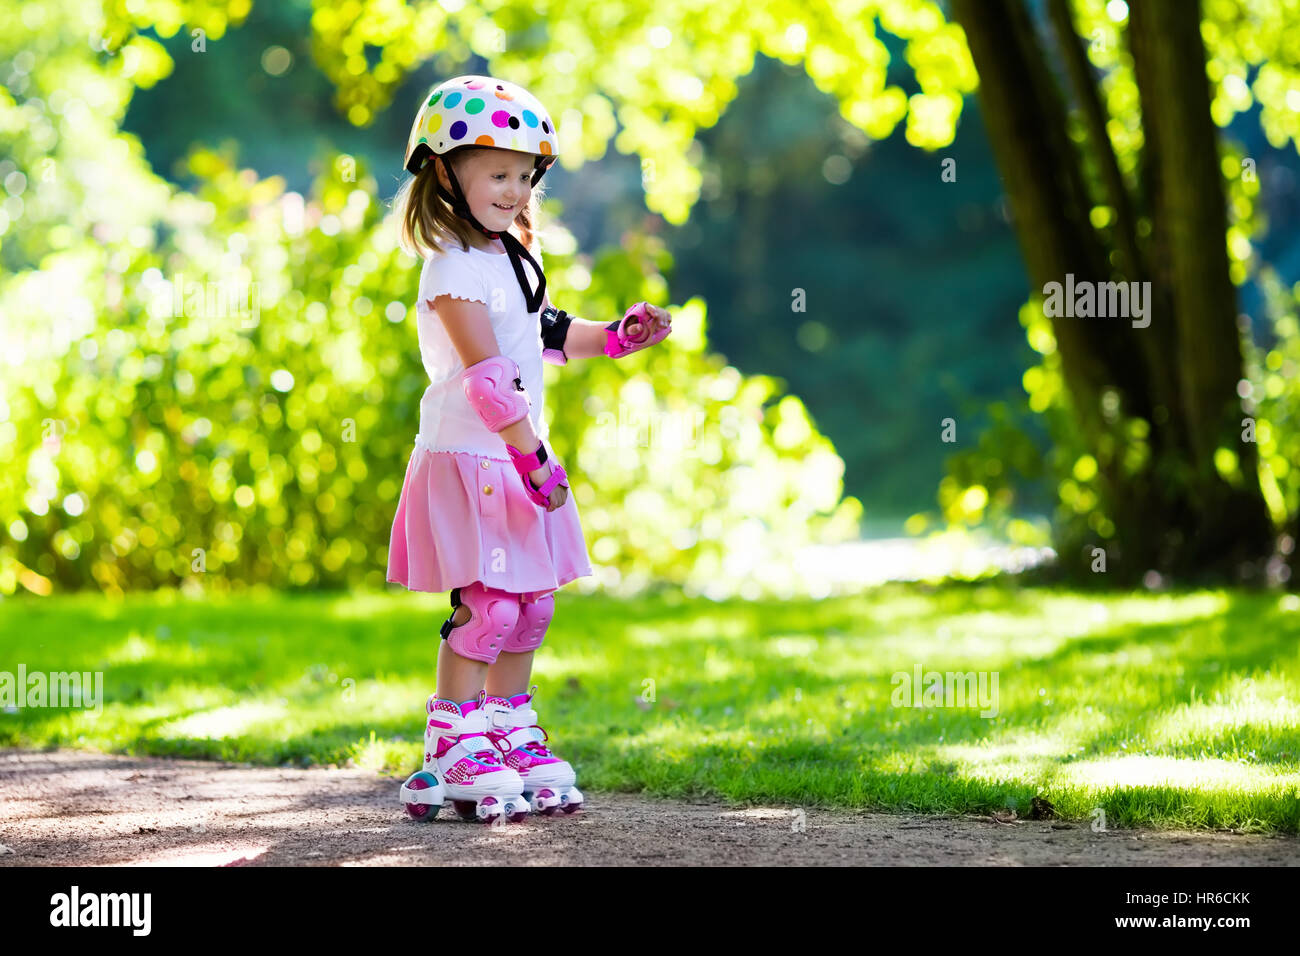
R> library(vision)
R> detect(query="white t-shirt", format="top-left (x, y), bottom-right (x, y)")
top-left (413, 235), bottom-right (549, 460)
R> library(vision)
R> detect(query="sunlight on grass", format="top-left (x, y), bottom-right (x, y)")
top-left (157, 701), bottom-right (291, 740)
top-left (1152, 678), bottom-right (1300, 740)
top-left (326, 589), bottom-right (445, 619)
top-left (768, 636), bottom-right (821, 657)
top-left (936, 735), bottom-right (1077, 766)
top-left (103, 632), bottom-right (156, 664)
top-left (1057, 755), bottom-right (1300, 792)
top-left (627, 625), bottom-right (669, 646)
top-left (671, 615), bottom-right (752, 641)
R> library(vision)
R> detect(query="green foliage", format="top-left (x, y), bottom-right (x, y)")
top-left (1244, 270), bottom-right (1300, 530)
top-left (0, 3), bottom-right (859, 597)
top-left (307, 0), bottom-right (979, 222)
top-left (541, 226), bottom-right (863, 598)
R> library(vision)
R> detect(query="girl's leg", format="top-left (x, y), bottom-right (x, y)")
top-left (486, 591), bottom-right (551, 696)
top-left (435, 614), bottom-right (489, 703)
top-left (405, 589), bottom-right (528, 823)
top-left (435, 584), bottom-right (527, 702)
top-left (485, 649), bottom-right (535, 699)
top-left (480, 594), bottom-right (580, 814)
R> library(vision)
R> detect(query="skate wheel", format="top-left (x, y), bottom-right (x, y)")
top-left (476, 795), bottom-right (506, 824)
top-left (453, 799), bottom-right (480, 822)
top-left (502, 796), bottom-right (530, 822)
top-left (558, 787), bottom-right (584, 813)
top-left (540, 804), bottom-right (561, 816)
top-left (402, 771), bottom-right (443, 821)
top-left (526, 787), bottom-right (561, 814)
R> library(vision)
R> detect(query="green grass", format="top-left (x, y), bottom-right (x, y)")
top-left (2, 583), bottom-right (1299, 833)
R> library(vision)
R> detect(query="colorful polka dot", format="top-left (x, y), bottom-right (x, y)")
top-left (427, 91), bottom-right (442, 107)
top-left (466, 79), bottom-right (485, 89)
top-left (539, 141), bottom-right (552, 155)
top-left (426, 113), bottom-right (442, 134)
top-left (521, 110), bottom-right (538, 128)
top-left (445, 91), bottom-right (462, 108)
top-left (475, 134), bottom-right (496, 146)
top-left (495, 87), bottom-right (514, 100)
top-left (449, 120), bottom-right (468, 140)
top-left (542, 120), bottom-right (551, 133)
top-left (464, 97), bottom-right (485, 114)
top-left (491, 110), bottom-right (512, 128)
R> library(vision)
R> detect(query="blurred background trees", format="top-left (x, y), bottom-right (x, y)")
top-left (3, 0), bottom-right (1299, 597)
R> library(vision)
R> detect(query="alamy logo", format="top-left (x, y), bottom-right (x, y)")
top-left (890, 664), bottom-right (999, 718)
top-left (50, 886), bottom-right (151, 936)
top-left (1042, 273), bottom-right (1151, 328)
top-left (0, 666), bottom-right (103, 717)
top-left (154, 272), bottom-right (261, 329)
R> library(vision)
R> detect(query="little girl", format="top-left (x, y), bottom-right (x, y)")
top-left (388, 75), bottom-right (671, 824)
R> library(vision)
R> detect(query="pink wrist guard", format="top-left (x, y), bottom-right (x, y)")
top-left (604, 302), bottom-right (670, 359)
top-left (506, 441), bottom-right (569, 508)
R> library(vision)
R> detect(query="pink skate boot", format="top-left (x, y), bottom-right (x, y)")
top-left (482, 684), bottom-right (584, 816)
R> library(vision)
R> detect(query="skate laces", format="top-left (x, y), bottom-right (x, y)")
top-left (468, 734), bottom-right (508, 764)
top-left (522, 725), bottom-right (552, 757)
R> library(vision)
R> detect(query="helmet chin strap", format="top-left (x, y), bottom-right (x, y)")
top-left (437, 160), bottom-right (547, 314)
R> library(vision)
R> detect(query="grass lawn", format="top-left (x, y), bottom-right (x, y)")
top-left (2, 583), bottom-right (1299, 833)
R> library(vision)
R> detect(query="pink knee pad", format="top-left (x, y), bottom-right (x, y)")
top-left (440, 582), bottom-right (521, 664)
top-left (502, 594), bottom-right (554, 653)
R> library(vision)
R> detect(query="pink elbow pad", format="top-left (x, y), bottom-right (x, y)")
top-left (461, 355), bottom-right (530, 432)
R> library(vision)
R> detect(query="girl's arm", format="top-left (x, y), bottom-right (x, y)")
top-left (435, 295), bottom-right (548, 466)
top-left (556, 318), bottom-right (617, 361)
top-left (540, 291), bottom-right (672, 361)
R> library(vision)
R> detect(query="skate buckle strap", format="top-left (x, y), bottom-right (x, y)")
top-left (428, 705), bottom-right (487, 734)
top-left (452, 710), bottom-right (490, 734)
top-left (486, 706), bottom-right (538, 730)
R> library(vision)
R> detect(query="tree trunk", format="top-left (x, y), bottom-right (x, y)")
top-left (949, 0), bottom-right (1275, 586)
top-left (1125, 0), bottom-right (1274, 584)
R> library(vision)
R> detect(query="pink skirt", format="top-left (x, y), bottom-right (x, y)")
top-left (386, 444), bottom-right (592, 603)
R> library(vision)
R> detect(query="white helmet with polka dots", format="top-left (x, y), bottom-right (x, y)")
top-left (404, 74), bottom-right (559, 185)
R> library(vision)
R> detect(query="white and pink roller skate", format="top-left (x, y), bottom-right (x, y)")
top-left (482, 685), bottom-right (584, 816)
top-left (401, 690), bottom-right (530, 824)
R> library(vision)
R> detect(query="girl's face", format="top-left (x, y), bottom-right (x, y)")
top-left (439, 148), bottom-right (534, 230)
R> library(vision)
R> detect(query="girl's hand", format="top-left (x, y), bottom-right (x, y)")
top-left (625, 304), bottom-right (672, 344)
top-left (528, 461), bottom-right (568, 512)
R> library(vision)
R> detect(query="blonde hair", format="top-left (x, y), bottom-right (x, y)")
top-left (394, 147), bottom-right (545, 260)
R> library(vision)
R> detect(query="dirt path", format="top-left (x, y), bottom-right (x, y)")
top-left (1, 748), bottom-right (1296, 866)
